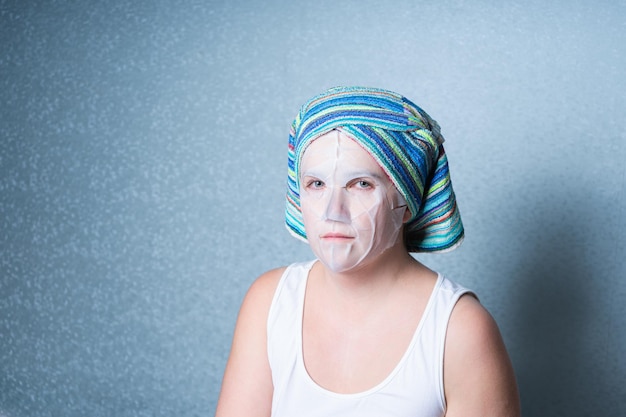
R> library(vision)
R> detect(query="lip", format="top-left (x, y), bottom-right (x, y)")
top-left (320, 233), bottom-right (354, 240)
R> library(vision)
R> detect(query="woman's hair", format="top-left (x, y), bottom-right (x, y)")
top-left (286, 86), bottom-right (464, 253)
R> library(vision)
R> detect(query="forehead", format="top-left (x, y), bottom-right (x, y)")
top-left (300, 130), bottom-right (385, 175)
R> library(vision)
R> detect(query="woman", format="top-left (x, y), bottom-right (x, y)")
top-left (216, 87), bottom-right (520, 416)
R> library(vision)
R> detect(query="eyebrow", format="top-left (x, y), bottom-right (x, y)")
top-left (301, 170), bottom-right (386, 180)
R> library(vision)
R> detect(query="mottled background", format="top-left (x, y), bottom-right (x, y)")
top-left (1, 1), bottom-right (624, 416)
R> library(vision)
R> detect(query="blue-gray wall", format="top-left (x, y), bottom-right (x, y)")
top-left (1, 1), bottom-right (624, 416)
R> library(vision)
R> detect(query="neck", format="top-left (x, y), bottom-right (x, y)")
top-left (316, 240), bottom-right (423, 305)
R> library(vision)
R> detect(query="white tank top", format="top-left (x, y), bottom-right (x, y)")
top-left (267, 261), bottom-right (474, 417)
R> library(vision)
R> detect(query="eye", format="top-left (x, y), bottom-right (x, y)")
top-left (304, 178), bottom-right (325, 189)
top-left (349, 179), bottom-right (374, 190)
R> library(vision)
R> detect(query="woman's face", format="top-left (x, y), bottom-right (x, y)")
top-left (299, 130), bottom-right (407, 273)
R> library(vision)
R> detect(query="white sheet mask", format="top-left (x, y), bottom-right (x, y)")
top-left (299, 130), bottom-right (407, 273)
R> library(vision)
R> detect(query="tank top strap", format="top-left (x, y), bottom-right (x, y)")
top-left (267, 260), bottom-right (315, 394)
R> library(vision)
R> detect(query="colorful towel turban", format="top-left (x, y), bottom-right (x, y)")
top-left (286, 86), bottom-right (464, 252)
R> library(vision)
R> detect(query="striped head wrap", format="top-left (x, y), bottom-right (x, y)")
top-left (286, 86), bottom-right (464, 252)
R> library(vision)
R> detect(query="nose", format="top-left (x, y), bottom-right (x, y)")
top-left (322, 186), bottom-right (351, 223)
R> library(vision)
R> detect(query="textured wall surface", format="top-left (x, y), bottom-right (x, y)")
top-left (1, 1), bottom-right (625, 416)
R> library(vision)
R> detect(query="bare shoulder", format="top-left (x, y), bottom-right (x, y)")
top-left (447, 294), bottom-right (500, 347)
top-left (256, 266), bottom-right (287, 288)
top-left (214, 266), bottom-right (286, 417)
top-left (227, 266), bottom-right (286, 348)
top-left (242, 266), bottom-right (286, 310)
top-left (444, 294), bottom-right (521, 417)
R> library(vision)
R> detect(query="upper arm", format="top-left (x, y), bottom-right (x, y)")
top-left (215, 267), bottom-right (285, 417)
top-left (443, 295), bottom-right (521, 417)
